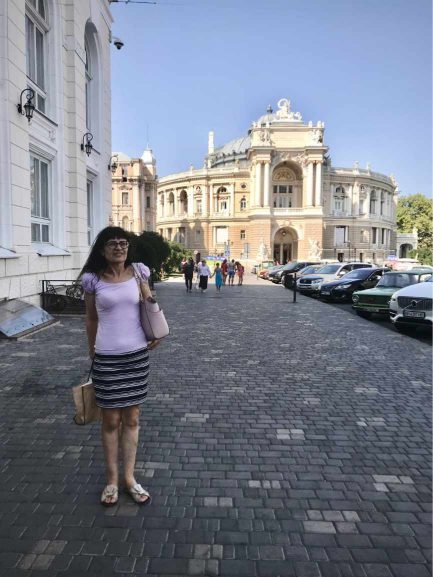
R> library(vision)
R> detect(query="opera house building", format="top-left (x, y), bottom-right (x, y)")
top-left (157, 99), bottom-right (398, 265)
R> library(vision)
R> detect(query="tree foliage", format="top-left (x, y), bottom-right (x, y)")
top-left (130, 231), bottom-right (170, 280)
top-left (163, 242), bottom-right (192, 276)
top-left (397, 193), bottom-right (433, 251)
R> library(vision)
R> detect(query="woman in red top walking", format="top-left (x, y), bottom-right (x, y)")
top-left (221, 259), bottom-right (228, 285)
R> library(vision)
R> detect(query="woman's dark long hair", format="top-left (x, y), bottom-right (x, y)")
top-left (78, 226), bottom-right (134, 279)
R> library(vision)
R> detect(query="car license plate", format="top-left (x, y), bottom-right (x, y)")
top-left (403, 310), bottom-right (425, 319)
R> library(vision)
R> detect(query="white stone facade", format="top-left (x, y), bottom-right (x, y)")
top-left (157, 99), bottom-right (398, 265)
top-left (0, 0), bottom-right (113, 304)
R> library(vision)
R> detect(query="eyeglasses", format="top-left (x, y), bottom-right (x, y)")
top-left (105, 240), bottom-right (129, 249)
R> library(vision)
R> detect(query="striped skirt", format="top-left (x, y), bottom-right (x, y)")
top-left (92, 347), bottom-right (149, 409)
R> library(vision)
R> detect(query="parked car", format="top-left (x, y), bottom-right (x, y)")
top-left (389, 277), bottom-right (433, 333)
top-left (282, 263), bottom-right (326, 288)
top-left (251, 260), bottom-right (275, 274)
top-left (270, 261), bottom-right (315, 284)
top-left (352, 268), bottom-right (433, 319)
top-left (384, 258), bottom-right (422, 271)
top-left (298, 262), bottom-right (373, 296)
top-left (259, 265), bottom-right (283, 279)
top-left (319, 268), bottom-right (388, 302)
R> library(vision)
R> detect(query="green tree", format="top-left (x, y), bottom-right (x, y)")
top-left (163, 242), bottom-right (192, 276)
top-left (397, 193), bottom-right (433, 263)
top-left (130, 231), bottom-right (170, 280)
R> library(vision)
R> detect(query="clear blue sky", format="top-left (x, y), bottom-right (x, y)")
top-left (110, 0), bottom-right (432, 197)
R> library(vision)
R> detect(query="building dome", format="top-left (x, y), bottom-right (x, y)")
top-left (210, 134), bottom-right (251, 167)
top-left (255, 105), bottom-right (276, 126)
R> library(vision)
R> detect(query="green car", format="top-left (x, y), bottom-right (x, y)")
top-left (352, 268), bottom-right (433, 319)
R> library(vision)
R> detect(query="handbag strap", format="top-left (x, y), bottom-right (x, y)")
top-left (132, 263), bottom-right (145, 302)
top-left (88, 357), bottom-right (95, 380)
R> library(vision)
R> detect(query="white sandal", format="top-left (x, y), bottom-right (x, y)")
top-left (126, 483), bottom-right (151, 505)
top-left (101, 484), bottom-right (118, 506)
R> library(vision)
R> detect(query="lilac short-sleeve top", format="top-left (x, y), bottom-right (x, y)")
top-left (81, 262), bottom-right (150, 355)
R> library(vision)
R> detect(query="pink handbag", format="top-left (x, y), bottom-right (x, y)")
top-left (132, 264), bottom-right (169, 341)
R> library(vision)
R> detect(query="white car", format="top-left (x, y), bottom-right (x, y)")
top-left (297, 262), bottom-right (373, 295)
top-left (389, 277), bottom-right (433, 333)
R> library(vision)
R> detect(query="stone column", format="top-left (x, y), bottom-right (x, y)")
top-left (256, 162), bottom-right (263, 207)
top-left (230, 184), bottom-right (235, 216)
top-left (349, 184), bottom-right (354, 216)
top-left (202, 186), bottom-right (208, 217)
top-left (250, 163), bottom-right (256, 207)
top-left (307, 162), bottom-right (314, 206)
top-left (263, 161), bottom-right (270, 207)
top-left (173, 190), bottom-right (178, 217)
top-left (314, 162), bottom-right (322, 206)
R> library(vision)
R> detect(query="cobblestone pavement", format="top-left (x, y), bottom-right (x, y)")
top-left (0, 275), bottom-right (431, 577)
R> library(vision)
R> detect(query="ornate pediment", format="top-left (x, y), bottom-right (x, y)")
top-left (273, 167), bottom-right (296, 181)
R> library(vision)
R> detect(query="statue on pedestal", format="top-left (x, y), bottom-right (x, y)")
top-left (308, 239), bottom-right (322, 261)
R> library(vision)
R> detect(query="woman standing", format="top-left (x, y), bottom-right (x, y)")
top-left (213, 263), bottom-right (223, 292)
top-left (197, 259), bottom-right (211, 292)
top-left (236, 261), bottom-right (244, 286)
top-left (80, 226), bottom-right (152, 506)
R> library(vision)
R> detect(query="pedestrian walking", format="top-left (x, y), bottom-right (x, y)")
top-left (227, 259), bottom-right (236, 285)
top-left (80, 226), bottom-right (153, 507)
top-left (221, 259), bottom-right (228, 285)
top-left (236, 261), bottom-right (244, 286)
top-left (213, 262), bottom-right (223, 292)
top-left (198, 259), bottom-right (211, 292)
top-left (184, 257), bottom-right (194, 292)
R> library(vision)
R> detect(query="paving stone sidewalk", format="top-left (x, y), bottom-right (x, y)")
top-left (0, 276), bottom-right (431, 577)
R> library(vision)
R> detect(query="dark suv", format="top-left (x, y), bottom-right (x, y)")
top-left (273, 262), bottom-right (316, 287)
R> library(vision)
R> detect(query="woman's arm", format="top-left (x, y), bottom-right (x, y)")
top-left (84, 293), bottom-right (98, 359)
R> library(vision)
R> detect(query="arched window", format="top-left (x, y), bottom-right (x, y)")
top-left (168, 192), bottom-right (174, 216)
top-left (333, 186), bottom-right (346, 212)
top-left (160, 194), bottom-right (165, 217)
top-left (85, 38), bottom-right (92, 130)
top-left (380, 190), bottom-right (385, 215)
top-left (121, 192), bottom-right (128, 205)
top-left (240, 197), bottom-right (247, 210)
top-left (216, 187), bottom-right (228, 213)
top-left (84, 21), bottom-right (100, 144)
top-left (272, 165), bottom-right (298, 208)
top-left (122, 216), bottom-right (129, 230)
top-left (26, 0), bottom-right (48, 113)
top-left (179, 190), bottom-right (188, 214)
top-left (370, 190), bottom-right (377, 214)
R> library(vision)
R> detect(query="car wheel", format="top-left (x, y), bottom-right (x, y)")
top-left (356, 310), bottom-right (372, 319)
top-left (395, 324), bottom-right (415, 335)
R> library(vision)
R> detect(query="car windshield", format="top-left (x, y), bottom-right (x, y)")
top-left (317, 264), bottom-right (341, 274)
top-left (339, 269), bottom-right (375, 281)
top-left (301, 265), bottom-right (322, 275)
top-left (377, 273), bottom-right (418, 288)
top-left (283, 263), bottom-right (299, 272)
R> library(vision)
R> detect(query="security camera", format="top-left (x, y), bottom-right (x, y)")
top-left (113, 37), bottom-right (124, 50)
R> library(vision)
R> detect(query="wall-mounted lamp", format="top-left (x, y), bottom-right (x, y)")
top-left (81, 132), bottom-right (93, 156)
top-left (282, 230), bottom-right (286, 237)
top-left (17, 88), bottom-right (35, 122)
top-left (108, 154), bottom-right (118, 173)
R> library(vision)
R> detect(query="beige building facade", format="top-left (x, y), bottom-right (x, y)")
top-left (157, 98), bottom-right (398, 265)
top-left (110, 150), bottom-right (157, 234)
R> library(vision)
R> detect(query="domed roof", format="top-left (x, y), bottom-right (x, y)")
top-left (214, 134), bottom-right (251, 156)
top-left (255, 105), bottom-right (276, 126)
top-left (112, 151), bottom-right (131, 162)
top-left (141, 148), bottom-right (155, 164)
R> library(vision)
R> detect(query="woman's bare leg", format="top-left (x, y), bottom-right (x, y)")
top-left (101, 408), bottom-right (122, 502)
top-left (121, 406), bottom-right (141, 481)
